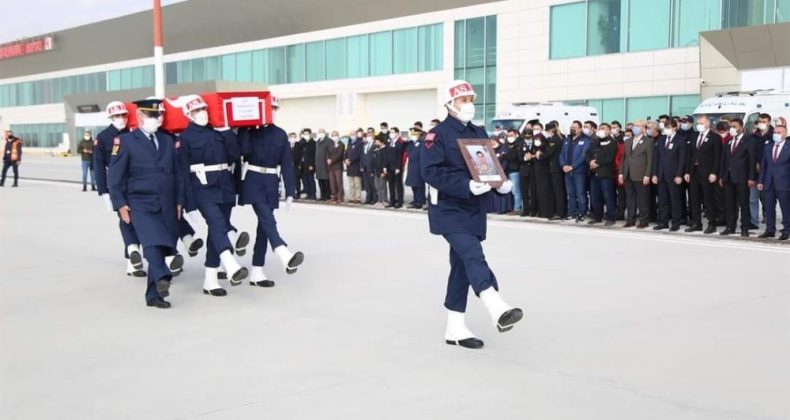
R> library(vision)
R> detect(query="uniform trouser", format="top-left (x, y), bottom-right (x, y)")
top-left (551, 172), bottom-right (567, 218)
top-left (348, 176), bottom-right (362, 202)
top-left (329, 169), bottom-right (344, 201)
top-left (749, 187), bottom-right (761, 226)
top-left (81, 160), bottom-right (95, 188)
top-left (302, 171), bottom-right (316, 199)
top-left (199, 201), bottom-right (234, 268)
top-left (144, 245), bottom-right (174, 303)
top-left (178, 218), bottom-right (195, 239)
top-left (118, 216), bottom-right (141, 258)
top-left (565, 172), bottom-right (587, 217)
top-left (364, 172), bottom-right (378, 203)
top-left (294, 168), bottom-right (303, 197)
top-left (251, 203), bottom-right (287, 267)
top-left (411, 185), bottom-right (426, 206)
top-left (689, 172), bottom-right (717, 226)
top-left (657, 179), bottom-right (682, 227)
top-left (442, 233), bottom-right (499, 313)
top-left (723, 181), bottom-right (750, 231)
top-left (648, 183), bottom-right (658, 222)
top-left (375, 176), bottom-right (388, 203)
top-left (626, 180), bottom-right (650, 224)
top-left (764, 189), bottom-right (790, 234)
top-left (1, 162), bottom-right (19, 185)
top-left (318, 178), bottom-right (330, 200)
top-left (590, 176), bottom-right (616, 222)
top-left (507, 172), bottom-right (523, 212)
top-left (387, 172), bottom-right (404, 206)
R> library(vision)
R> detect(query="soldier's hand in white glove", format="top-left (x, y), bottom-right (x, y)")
top-left (469, 180), bottom-right (492, 196)
top-left (285, 196), bottom-right (293, 211)
top-left (497, 180), bottom-right (513, 194)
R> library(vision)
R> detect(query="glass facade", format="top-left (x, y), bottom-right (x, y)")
top-left (0, 72), bottom-right (106, 107)
top-left (9, 123), bottom-right (66, 148)
top-left (455, 16), bottom-right (497, 125)
top-left (550, 0), bottom-right (787, 59)
top-left (585, 94), bottom-right (700, 122)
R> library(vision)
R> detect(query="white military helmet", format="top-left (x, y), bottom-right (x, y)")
top-left (181, 94), bottom-right (207, 116)
top-left (106, 101), bottom-right (128, 118)
top-left (442, 80), bottom-right (476, 106)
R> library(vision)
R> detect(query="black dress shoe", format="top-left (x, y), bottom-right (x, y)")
top-left (187, 238), bottom-right (204, 257)
top-left (168, 254), bottom-right (184, 273)
top-left (587, 219), bottom-right (601, 225)
top-left (653, 224), bottom-right (668, 231)
top-left (156, 279), bottom-right (171, 298)
top-left (228, 267), bottom-right (249, 286)
top-left (235, 232), bottom-right (250, 256)
top-left (719, 229), bottom-right (735, 236)
top-left (250, 280), bottom-right (276, 287)
top-left (146, 298), bottom-right (171, 309)
top-left (669, 226), bottom-right (680, 232)
top-left (704, 225), bottom-right (717, 234)
top-left (218, 271), bottom-right (228, 280)
top-left (127, 270), bottom-right (147, 278)
top-left (497, 308), bottom-right (524, 333)
top-left (623, 221), bottom-right (636, 228)
top-left (758, 231), bottom-right (776, 239)
top-left (780, 233), bottom-right (790, 241)
top-left (684, 225), bottom-right (702, 233)
top-left (604, 220), bottom-right (615, 227)
top-left (445, 337), bottom-right (484, 349)
top-left (203, 288), bottom-right (227, 296)
top-left (747, 223), bottom-right (759, 230)
top-left (741, 230), bottom-right (750, 237)
top-left (637, 223), bottom-right (649, 229)
top-left (129, 250), bottom-right (144, 270)
top-left (286, 251), bottom-right (304, 275)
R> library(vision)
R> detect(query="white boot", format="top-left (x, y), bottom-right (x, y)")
top-left (249, 266), bottom-right (275, 288)
top-left (127, 244), bottom-right (143, 270)
top-left (274, 245), bottom-right (304, 274)
top-left (165, 254), bottom-right (184, 276)
top-left (126, 259), bottom-right (145, 277)
top-left (203, 267), bottom-right (227, 296)
top-left (445, 310), bottom-right (483, 349)
top-left (479, 287), bottom-right (523, 333)
top-left (220, 250), bottom-right (248, 286)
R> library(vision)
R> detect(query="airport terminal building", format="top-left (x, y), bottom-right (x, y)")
top-left (1, 0), bottom-right (789, 150)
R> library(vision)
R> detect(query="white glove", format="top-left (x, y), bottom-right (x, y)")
top-left (100, 194), bottom-right (113, 212)
top-left (469, 180), bottom-right (492, 196)
top-left (214, 126), bottom-right (231, 132)
top-left (497, 180), bottom-right (513, 194)
top-left (285, 196), bottom-right (293, 212)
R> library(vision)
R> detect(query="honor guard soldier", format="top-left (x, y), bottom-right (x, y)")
top-left (237, 95), bottom-right (304, 287)
top-left (421, 80), bottom-right (523, 350)
top-left (93, 101), bottom-right (146, 278)
top-left (178, 95), bottom-right (250, 296)
top-left (109, 99), bottom-right (185, 309)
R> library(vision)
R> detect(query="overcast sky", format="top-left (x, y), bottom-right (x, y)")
top-left (1, 0), bottom-right (189, 44)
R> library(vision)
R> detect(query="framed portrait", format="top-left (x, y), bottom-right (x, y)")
top-left (457, 139), bottom-right (507, 188)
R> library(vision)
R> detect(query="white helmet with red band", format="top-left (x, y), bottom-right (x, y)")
top-left (271, 95), bottom-right (280, 109)
top-left (182, 94), bottom-right (208, 115)
top-left (106, 101), bottom-right (128, 118)
top-left (442, 80), bottom-right (476, 105)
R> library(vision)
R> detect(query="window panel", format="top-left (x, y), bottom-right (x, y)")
top-left (222, 54), bottom-right (236, 81)
top-left (393, 28), bottom-right (418, 74)
top-left (326, 38), bottom-right (346, 80)
top-left (165, 62), bottom-right (178, 85)
top-left (465, 17), bottom-right (485, 67)
top-left (286, 45), bottom-right (305, 83)
top-left (191, 58), bottom-right (205, 82)
top-left (305, 41), bottom-right (325, 82)
top-left (485, 16), bottom-right (497, 66)
top-left (601, 98), bottom-right (626, 124)
top-left (346, 35), bottom-right (369, 78)
top-left (672, 0), bottom-right (721, 47)
top-left (177, 61), bottom-right (192, 83)
top-left (587, 0), bottom-right (622, 55)
top-left (722, 0), bottom-right (772, 28)
top-left (369, 31), bottom-right (393, 76)
top-left (626, 96), bottom-right (669, 122)
top-left (454, 20), bottom-right (465, 68)
top-left (778, 0), bottom-right (790, 22)
top-left (485, 66), bottom-right (496, 105)
top-left (205, 56), bottom-right (221, 81)
top-left (251, 50), bottom-right (267, 83)
top-left (142, 66), bottom-right (153, 87)
top-left (628, 0), bottom-right (670, 51)
top-left (131, 66), bottom-right (144, 88)
top-left (466, 67), bottom-right (484, 107)
top-left (454, 68), bottom-right (465, 81)
top-left (670, 94), bottom-right (700, 117)
top-left (419, 24), bottom-right (443, 71)
top-left (236, 51), bottom-right (253, 82)
top-left (268, 47), bottom-right (286, 84)
top-left (550, 2), bottom-right (586, 59)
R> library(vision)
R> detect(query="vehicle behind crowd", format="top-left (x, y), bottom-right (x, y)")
top-left (489, 103), bottom-right (599, 135)
top-left (693, 89), bottom-right (790, 132)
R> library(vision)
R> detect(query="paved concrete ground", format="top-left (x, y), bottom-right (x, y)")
top-left (1, 179), bottom-right (789, 420)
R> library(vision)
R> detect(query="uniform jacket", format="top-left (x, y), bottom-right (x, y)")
top-left (178, 122), bottom-right (240, 206)
top-left (301, 139), bottom-right (317, 173)
top-left (405, 139), bottom-right (425, 187)
top-left (94, 125), bottom-right (129, 195)
top-left (237, 124), bottom-right (295, 208)
top-left (652, 133), bottom-right (687, 182)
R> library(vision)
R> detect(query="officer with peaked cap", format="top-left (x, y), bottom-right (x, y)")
top-left (237, 95), bottom-right (304, 287)
top-left (109, 98), bottom-right (185, 309)
top-left (94, 101), bottom-right (146, 278)
top-left (421, 80), bottom-right (523, 349)
top-left (178, 94), bottom-right (250, 296)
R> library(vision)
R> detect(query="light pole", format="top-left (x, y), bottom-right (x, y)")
top-left (153, 0), bottom-right (165, 98)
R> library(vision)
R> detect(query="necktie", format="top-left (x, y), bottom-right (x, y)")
top-left (696, 133), bottom-right (703, 149)
top-left (149, 134), bottom-right (158, 151)
top-left (665, 136), bottom-right (671, 150)
top-left (731, 136), bottom-right (739, 154)
top-left (774, 144), bottom-right (781, 162)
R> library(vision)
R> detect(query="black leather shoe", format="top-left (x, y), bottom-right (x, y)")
top-left (129, 250), bottom-right (144, 270)
top-left (147, 298), bottom-right (171, 309)
top-left (704, 225), bottom-right (717, 234)
top-left (218, 271), bottom-right (227, 280)
top-left (685, 225), bottom-right (702, 233)
top-left (604, 220), bottom-right (616, 227)
top-left (758, 231), bottom-right (776, 239)
top-left (624, 221), bottom-right (636, 228)
top-left (637, 223), bottom-right (649, 229)
top-left (187, 238), bottom-right (204, 257)
top-left (250, 280), bottom-right (276, 288)
top-left (747, 223), bottom-right (759, 230)
top-left (497, 308), bottom-right (524, 333)
top-left (741, 230), bottom-right (750, 237)
top-left (203, 288), bottom-right (227, 296)
top-left (587, 219), bottom-right (601, 225)
top-left (286, 252), bottom-right (305, 275)
top-left (235, 232), bottom-right (250, 256)
top-left (780, 233), bottom-right (790, 241)
top-left (669, 226), bottom-right (680, 232)
top-left (127, 270), bottom-right (147, 278)
top-left (229, 267), bottom-right (249, 286)
top-left (156, 279), bottom-right (171, 298)
top-left (168, 255), bottom-right (184, 273)
top-left (445, 338), bottom-right (484, 349)
top-left (719, 229), bottom-right (735, 236)
top-left (653, 224), bottom-right (668, 231)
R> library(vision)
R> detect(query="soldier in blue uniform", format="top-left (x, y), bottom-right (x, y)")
top-left (237, 96), bottom-right (304, 287)
top-left (178, 95), bottom-right (250, 296)
top-left (405, 125), bottom-right (426, 209)
top-left (421, 80), bottom-right (523, 349)
top-left (108, 99), bottom-right (185, 309)
top-left (94, 101), bottom-right (146, 278)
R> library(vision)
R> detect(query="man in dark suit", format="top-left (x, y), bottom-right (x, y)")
top-left (385, 127), bottom-right (407, 208)
top-left (538, 121), bottom-right (566, 220)
top-left (300, 129), bottom-right (317, 200)
top-left (652, 119), bottom-right (686, 231)
top-left (361, 131), bottom-right (377, 205)
top-left (719, 118), bottom-right (756, 237)
top-left (685, 115), bottom-right (722, 234)
top-left (758, 123), bottom-right (790, 240)
top-left (619, 120), bottom-right (653, 228)
top-left (290, 132), bottom-right (304, 199)
top-left (345, 129), bottom-right (365, 204)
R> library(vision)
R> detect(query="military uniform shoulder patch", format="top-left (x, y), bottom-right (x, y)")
top-left (111, 137), bottom-right (121, 155)
top-left (425, 133), bottom-right (436, 149)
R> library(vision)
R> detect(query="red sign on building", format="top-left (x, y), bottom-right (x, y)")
top-left (0, 36), bottom-right (54, 61)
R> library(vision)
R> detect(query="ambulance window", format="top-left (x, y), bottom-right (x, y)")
top-left (745, 113), bottom-right (759, 134)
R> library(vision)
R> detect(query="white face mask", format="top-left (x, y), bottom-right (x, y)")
top-left (366, 137), bottom-right (374, 143)
top-left (659, 122), bottom-right (666, 130)
top-left (302, 134), bottom-right (310, 140)
top-left (331, 136), bottom-right (339, 142)
top-left (409, 135), bottom-right (418, 141)
top-left (680, 123), bottom-right (690, 131)
top-left (390, 133), bottom-right (399, 140)
top-left (534, 139), bottom-right (542, 147)
top-left (758, 123), bottom-right (768, 132)
top-left (450, 102), bottom-right (476, 123)
top-left (582, 128), bottom-right (593, 137)
top-left (192, 110), bottom-right (209, 126)
top-left (506, 136), bottom-right (516, 144)
top-left (595, 129), bottom-right (605, 138)
top-left (773, 133), bottom-right (784, 143)
top-left (696, 123), bottom-right (706, 132)
top-left (729, 127), bottom-right (739, 137)
top-left (542, 131), bottom-right (551, 138)
top-left (141, 117), bottom-right (160, 133)
top-left (318, 132), bottom-right (326, 138)
top-left (612, 128), bottom-right (620, 136)
top-left (662, 128), bottom-right (671, 136)
top-left (111, 117), bottom-right (127, 131)
top-left (83, 134), bottom-right (91, 140)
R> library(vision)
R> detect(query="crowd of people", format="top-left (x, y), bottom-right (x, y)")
top-left (283, 113), bottom-right (790, 241)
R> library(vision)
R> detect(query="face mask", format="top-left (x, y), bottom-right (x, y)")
top-left (646, 129), bottom-right (655, 137)
top-left (390, 133), bottom-right (399, 140)
top-left (331, 136), bottom-right (339, 142)
top-left (612, 128), bottom-right (620, 136)
top-left (493, 130), bottom-right (501, 136)
top-left (596, 129), bottom-right (605, 138)
top-left (680, 123), bottom-right (690, 131)
top-left (758, 123), bottom-right (768, 132)
top-left (542, 131), bottom-right (551, 138)
top-left (506, 136), bottom-right (516, 144)
top-left (696, 124), bottom-right (705, 132)
top-left (582, 128), bottom-right (592, 137)
top-left (451, 102), bottom-right (476, 123)
top-left (83, 135), bottom-right (91, 140)
top-left (659, 122), bottom-right (666, 130)
top-left (192, 110), bottom-right (209, 126)
top-left (141, 117), bottom-right (160, 133)
top-left (773, 134), bottom-right (784, 143)
top-left (632, 127), bottom-right (642, 136)
top-left (289, 137), bottom-right (297, 143)
top-left (111, 117), bottom-right (127, 130)
top-left (662, 128), bottom-right (671, 136)
top-left (534, 139), bottom-right (542, 147)
top-left (624, 136), bottom-right (633, 142)
top-left (409, 135), bottom-right (418, 141)
top-left (729, 128), bottom-right (739, 137)
top-left (366, 137), bottom-right (374, 143)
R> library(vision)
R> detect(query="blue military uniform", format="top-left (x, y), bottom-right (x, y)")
top-left (238, 124), bottom-right (296, 268)
top-left (405, 136), bottom-right (426, 207)
top-left (420, 115), bottom-right (499, 313)
top-left (179, 122), bottom-right (241, 269)
top-left (94, 124), bottom-right (142, 260)
top-left (109, 125), bottom-right (184, 305)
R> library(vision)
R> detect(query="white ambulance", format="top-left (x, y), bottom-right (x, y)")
top-left (692, 89), bottom-right (790, 131)
top-left (489, 103), bottom-right (599, 135)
